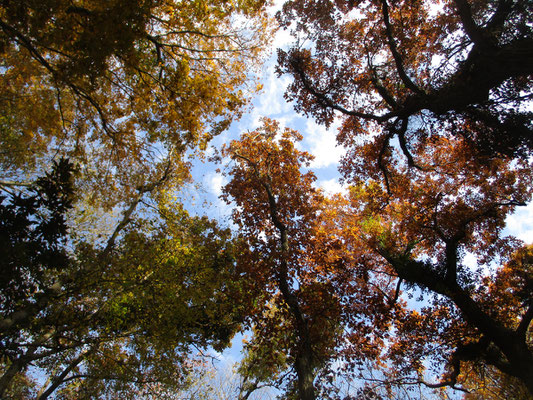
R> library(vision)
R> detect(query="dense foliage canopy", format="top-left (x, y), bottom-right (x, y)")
top-left (0, 0), bottom-right (272, 398)
top-left (1, 0), bottom-right (532, 399)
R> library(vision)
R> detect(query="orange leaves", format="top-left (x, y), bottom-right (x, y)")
top-left (275, 0), bottom-right (533, 394)
top-left (222, 119), bottom-right (414, 396)
top-left (221, 118), bottom-right (320, 237)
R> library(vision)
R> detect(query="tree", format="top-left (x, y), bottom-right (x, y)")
top-left (221, 119), bottom-right (327, 400)
top-left (339, 132), bottom-right (533, 393)
top-left (457, 246), bottom-right (533, 399)
top-left (0, 0), bottom-right (272, 208)
top-left (1, 2), bottom-right (274, 397)
top-left (277, 0), bottom-right (533, 169)
top-left (0, 158), bottom-right (74, 317)
top-left (275, 0), bottom-right (533, 395)
top-left (220, 119), bottom-right (403, 400)
top-left (0, 158), bottom-right (74, 397)
top-left (0, 163), bottom-right (247, 398)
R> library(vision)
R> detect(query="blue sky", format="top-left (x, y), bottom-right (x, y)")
top-left (186, 14), bottom-right (348, 224)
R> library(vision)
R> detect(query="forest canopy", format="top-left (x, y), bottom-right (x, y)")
top-left (1, 0), bottom-right (532, 399)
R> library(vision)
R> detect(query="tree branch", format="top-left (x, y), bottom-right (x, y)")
top-left (37, 346), bottom-right (96, 400)
top-left (286, 51), bottom-right (394, 122)
top-left (517, 303), bottom-right (533, 339)
top-left (380, 0), bottom-right (423, 94)
top-left (452, 0), bottom-right (493, 49)
top-left (103, 157), bottom-right (174, 256)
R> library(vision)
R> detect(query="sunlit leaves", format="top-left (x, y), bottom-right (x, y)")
top-left (0, 0), bottom-right (273, 208)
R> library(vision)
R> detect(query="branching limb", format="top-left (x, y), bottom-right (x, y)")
top-left (452, 0), bottom-right (493, 49)
top-left (389, 278), bottom-right (402, 307)
top-left (103, 155), bottom-right (174, 256)
top-left (395, 118), bottom-right (424, 170)
top-left (286, 51), bottom-right (394, 122)
top-left (380, 0), bottom-right (423, 94)
top-left (36, 346), bottom-right (96, 400)
top-left (0, 19), bottom-right (115, 139)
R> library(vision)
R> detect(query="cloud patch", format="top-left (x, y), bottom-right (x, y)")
top-left (316, 178), bottom-right (347, 196)
top-left (304, 119), bottom-right (346, 169)
top-left (505, 202), bottom-right (533, 243)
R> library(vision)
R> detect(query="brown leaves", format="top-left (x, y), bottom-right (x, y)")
top-left (278, 0), bottom-right (533, 163)
top-left (221, 120), bottom-right (410, 397)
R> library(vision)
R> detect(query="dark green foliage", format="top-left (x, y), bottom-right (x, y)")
top-left (0, 158), bottom-right (74, 314)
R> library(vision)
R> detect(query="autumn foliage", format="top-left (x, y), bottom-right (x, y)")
top-left (1, 0), bottom-right (533, 399)
top-left (272, 0), bottom-right (533, 397)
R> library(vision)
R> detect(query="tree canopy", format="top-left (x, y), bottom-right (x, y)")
top-left (1, 0), bottom-right (271, 207)
top-left (220, 120), bottom-right (409, 399)
top-left (0, 0), bottom-right (273, 397)
top-left (271, 0), bottom-right (533, 397)
top-left (0, 160), bottom-right (248, 399)
top-left (2, 0), bottom-right (533, 399)
top-left (277, 0), bottom-right (533, 166)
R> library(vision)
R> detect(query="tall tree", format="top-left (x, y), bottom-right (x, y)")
top-left (340, 133), bottom-right (533, 394)
top-left (220, 119), bottom-right (402, 400)
top-left (1, 2), bottom-right (273, 397)
top-left (222, 119), bottom-right (326, 400)
top-left (275, 0), bottom-right (533, 395)
top-left (0, 163), bottom-right (246, 398)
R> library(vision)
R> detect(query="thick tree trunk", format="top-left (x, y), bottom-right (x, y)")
top-left (295, 350), bottom-right (316, 400)
top-left (262, 180), bottom-right (317, 400)
top-left (0, 357), bottom-right (25, 397)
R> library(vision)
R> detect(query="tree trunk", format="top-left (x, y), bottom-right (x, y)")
top-left (295, 349), bottom-right (316, 400)
top-left (0, 357), bottom-right (25, 397)
top-left (262, 179), bottom-right (317, 400)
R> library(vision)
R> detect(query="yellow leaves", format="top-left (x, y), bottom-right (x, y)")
top-left (1, 0), bottom-right (272, 216)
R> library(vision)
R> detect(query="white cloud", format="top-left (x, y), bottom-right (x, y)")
top-left (251, 64), bottom-right (293, 123)
top-left (505, 202), bottom-right (533, 243)
top-left (272, 24), bottom-right (296, 49)
top-left (462, 252), bottom-right (478, 270)
top-left (304, 119), bottom-right (346, 169)
top-left (316, 178), bottom-right (347, 196)
top-left (205, 171), bottom-right (227, 197)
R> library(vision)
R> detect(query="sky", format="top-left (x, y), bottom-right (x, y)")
top-left (186, 13), bottom-right (348, 224)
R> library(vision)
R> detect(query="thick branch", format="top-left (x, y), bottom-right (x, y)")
top-left (452, 0), bottom-right (493, 49)
top-left (37, 347), bottom-right (95, 400)
top-left (379, 248), bottom-right (533, 390)
top-left (517, 304), bottom-right (533, 339)
top-left (395, 118), bottom-right (423, 170)
top-left (368, 57), bottom-right (398, 108)
top-left (380, 0), bottom-right (423, 94)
